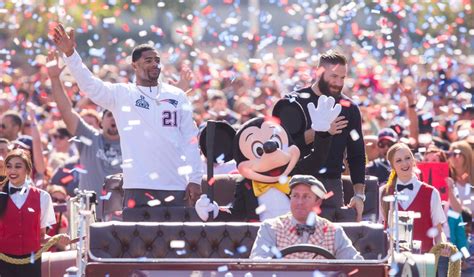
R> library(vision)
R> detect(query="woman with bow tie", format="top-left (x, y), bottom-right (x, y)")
top-left (0, 149), bottom-right (69, 277)
top-left (380, 143), bottom-right (447, 253)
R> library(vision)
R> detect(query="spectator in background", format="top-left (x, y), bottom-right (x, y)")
top-left (0, 138), bottom-right (10, 182)
top-left (0, 111), bottom-right (23, 142)
top-left (48, 125), bottom-right (77, 158)
top-left (366, 128), bottom-right (398, 185)
top-left (46, 185), bottom-right (70, 252)
top-left (79, 109), bottom-right (101, 130)
top-left (447, 140), bottom-right (474, 214)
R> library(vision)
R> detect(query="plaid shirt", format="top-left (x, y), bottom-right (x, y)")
top-left (275, 213), bottom-right (336, 259)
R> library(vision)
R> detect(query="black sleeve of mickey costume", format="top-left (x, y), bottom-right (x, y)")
top-left (291, 132), bottom-right (332, 176)
top-left (216, 179), bottom-right (259, 222)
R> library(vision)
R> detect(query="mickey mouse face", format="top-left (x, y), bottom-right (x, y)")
top-left (237, 120), bottom-right (300, 184)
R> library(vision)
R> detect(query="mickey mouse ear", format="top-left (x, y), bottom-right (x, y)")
top-left (272, 98), bottom-right (307, 138)
top-left (199, 121), bottom-right (236, 163)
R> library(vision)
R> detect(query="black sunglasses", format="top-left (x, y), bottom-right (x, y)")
top-left (52, 197), bottom-right (67, 203)
top-left (377, 141), bottom-right (394, 148)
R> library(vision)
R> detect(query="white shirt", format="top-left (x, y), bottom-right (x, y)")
top-left (396, 176), bottom-right (446, 226)
top-left (8, 181), bottom-right (56, 229)
top-left (63, 51), bottom-right (204, 190)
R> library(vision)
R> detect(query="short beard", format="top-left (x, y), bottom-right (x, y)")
top-left (318, 74), bottom-right (342, 99)
top-left (107, 128), bottom-right (119, 136)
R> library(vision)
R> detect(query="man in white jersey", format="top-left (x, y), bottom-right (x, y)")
top-left (52, 23), bottom-right (203, 207)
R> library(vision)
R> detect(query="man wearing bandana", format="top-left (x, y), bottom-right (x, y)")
top-left (286, 50), bottom-right (366, 222)
top-left (250, 175), bottom-right (362, 259)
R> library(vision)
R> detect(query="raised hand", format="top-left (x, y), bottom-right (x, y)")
top-left (307, 95), bottom-right (342, 132)
top-left (52, 23), bottom-right (75, 57)
top-left (46, 51), bottom-right (65, 78)
top-left (328, 116), bottom-right (348, 135)
top-left (175, 66), bottom-right (193, 91)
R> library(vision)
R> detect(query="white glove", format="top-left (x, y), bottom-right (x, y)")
top-left (307, 95), bottom-right (342, 132)
top-left (195, 194), bottom-right (219, 221)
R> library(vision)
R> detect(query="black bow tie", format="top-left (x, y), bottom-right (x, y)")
top-left (9, 187), bottom-right (23, 195)
top-left (296, 224), bottom-right (315, 236)
top-left (397, 183), bottom-right (413, 192)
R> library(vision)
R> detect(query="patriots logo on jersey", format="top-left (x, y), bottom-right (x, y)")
top-left (159, 99), bottom-right (179, 108)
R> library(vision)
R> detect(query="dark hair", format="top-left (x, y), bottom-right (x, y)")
top-left (2, 111), bottom-right (23, 129)
top-left (462, 207), bottom-right (472, 223)
top-left (318, 49), bottom-right (347, 67)
top-left (131, 44), bottom-right (156, 62)
top-left (0, 149), bottom-right (33, 218)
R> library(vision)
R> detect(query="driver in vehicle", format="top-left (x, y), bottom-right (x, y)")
top-left (250, 175), bottom-right (364, 259)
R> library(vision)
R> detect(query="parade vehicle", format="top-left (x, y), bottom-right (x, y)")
top-left (35, 173), bottom-right (453, 277)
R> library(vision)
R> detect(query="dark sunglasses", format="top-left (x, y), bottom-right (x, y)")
top-left (52, 197), bottom-right (67, 203)
top-left (377, 141), bottom-right (394, 148)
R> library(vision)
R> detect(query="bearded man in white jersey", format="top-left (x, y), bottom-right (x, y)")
top-left (52, 23), bottom-right (203, 207)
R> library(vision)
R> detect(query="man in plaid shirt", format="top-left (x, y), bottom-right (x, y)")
top-left (250, 175), bottom-right (362, 260)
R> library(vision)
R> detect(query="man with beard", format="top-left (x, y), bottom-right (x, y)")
top-left (46, 51), bottom-right (122, 219)
top-left (287, 50), bottom-right (366, 222)
top-left (51, 24), bottom-right (203, 208)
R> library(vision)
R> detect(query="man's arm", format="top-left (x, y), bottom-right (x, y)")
top-left (52, 23), bottom-right (118, 111)
top-left (250, 221), bottom-right (277, 259)
top-left (46, 51), bottom-right (79, 135)
top-left (333, 226), bottom-right (364, 260)
top-left (346, 105), bottom-right (366, 221)
top-left (179, 93), bottom-right (204, 203)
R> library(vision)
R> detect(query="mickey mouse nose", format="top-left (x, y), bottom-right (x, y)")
top-left (263, 141), bottom-right (278, 154)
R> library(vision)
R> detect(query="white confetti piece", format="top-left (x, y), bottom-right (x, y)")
top-left (128, 120), bottom-right (141, 126)
top-left (313, 270), bottom-right (325, 277)
top-left (460, 247), bottom-right (470, 259)
top-left (237, 245), bottom-right (248, 253)
top-left (350, 129), bottom-right (360, 141)
top-left (121, 106), bottom-right (131, 112)
top-left (447, 210), bottom-right (460, 219)
top-left (170, 240), bottom-right (185, 248)
top-left (176, 249), bottom-right (186, 255)
top-left (217, 265), bottom-right (229, 272)
top-left (255, 204), bottom-right (266, 215)
top-left (464, 184), bottom-right (471, 196)
top-left (318, 167), bottom-right (327, 174)
top-left (261, 244), bottom-right (270, 252)
top-left (147, 199), bottom-right (161, 207)
top-left (103, 17), bottom-right (116, 24)
top-left (149, 172), bottom-right (159, 180)
top-left (139, 31), bottom-right (147, 37)
top-left (306, 211), bottom-right (316, 226)
top-left (224, 273), bottom-right (234, 277)
top-left (278, 175), bottom-right (288, 184)
top-left (383, 195), bottom-right (395, 202)
top-left (216, 153), bottom-right (225, 164)
top-left (426, 227), bottom-right (438, 238)
top-left (244, 273), bottom-right (253, 277)
top-left (68, 136), bottom-right (80, 143)
top-left (224, 249), bottom-right (234, 256)
top-left (79, 136), bottom-right (93, 146)
top-left (450, 252), bottom-right (463, 262)
top-left (100, 192), bottom-right (112, 201)
top-left (30, 252), bottom-right (35, 264)
top-left (271, 246), bottom-right (282, 258)
top-left (28, 207), bottom-right (35, 213)
top-left (45, 60), bottom-right (57, 68)
top-left (177, 165), bottom-right (193, 176)
top-left (164, 195), bottom-right (175, 202)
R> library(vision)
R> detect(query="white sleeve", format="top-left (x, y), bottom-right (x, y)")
top-left (334, 226), bottom-right (364, 260)
top-left (178, 93), bottom-right (204, 185)
top-left (63, 50), bottom-right (120, 111)
top-left (430, 189), bottom-right (447, 226)
top-left (40, 191), bottom-right (56, 229)
top-left (250, 221), bottom-right (276, 259)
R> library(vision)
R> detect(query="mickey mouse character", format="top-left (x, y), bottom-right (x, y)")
top-left (196, 96), bottom-right (342, 221)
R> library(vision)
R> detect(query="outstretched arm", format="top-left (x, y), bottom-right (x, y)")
top-left (51, 23), bottom-right (118, 111)
top-left (46, 51), bottom-right (79, 135)
top-left (26, 104), bottom-right (46, 176)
